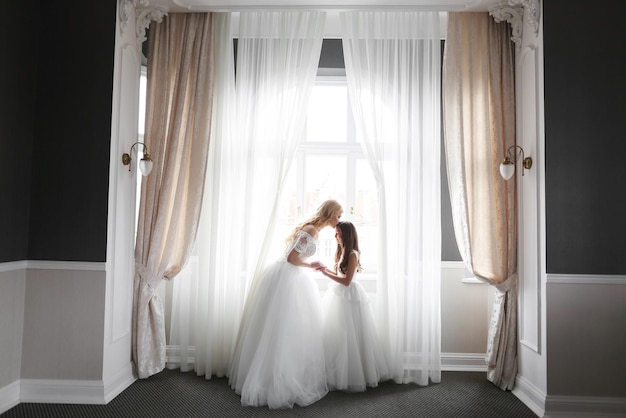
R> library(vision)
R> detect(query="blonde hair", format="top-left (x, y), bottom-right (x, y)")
top-left (286, 199), bottom-right (343, 243)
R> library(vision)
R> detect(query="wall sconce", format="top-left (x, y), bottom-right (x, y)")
top-left (122, 142), bottom-right (153, 176)
top-left (499, 145), bottom-right (532, 180)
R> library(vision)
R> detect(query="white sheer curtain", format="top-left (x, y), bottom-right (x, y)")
top-left (166, 11), bottom-right (326, 378)
top-left (341, 11), bottom-right (444, 385)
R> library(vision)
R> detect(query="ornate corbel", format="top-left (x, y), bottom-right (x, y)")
top-left (119, 0), bottom-right (137, 36)
top-left (489, 0), bottom-right (540, 48)
top-left (489, 3), bottom-right (524, 47)
top-left (136, 4), bottom-right (168, 46)
top-left (119, 0), bottom-right (168, 47)
top-left (508, 0), bottom-right (541, 35)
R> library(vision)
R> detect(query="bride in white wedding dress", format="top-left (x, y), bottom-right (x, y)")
top-left (228, 199), bottom-right (343, 409)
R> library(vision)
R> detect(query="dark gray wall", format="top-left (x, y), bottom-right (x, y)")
top-left (0, 0), bottom-right (116, 263)
top-left (0, 2), bottom-right (38, 262)
top-left (544, 1), bottom-right (626, 275)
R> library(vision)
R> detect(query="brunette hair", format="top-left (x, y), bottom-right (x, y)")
top-left (334, 221), bottom-right (362, 274)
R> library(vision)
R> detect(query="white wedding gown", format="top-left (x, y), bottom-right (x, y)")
top-left (228, 230), bottom-right (328, 409)
top-left (321, 257), bottom-right (390, 392)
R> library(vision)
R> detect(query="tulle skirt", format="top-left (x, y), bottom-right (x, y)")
top-left (228, 260), bottom-right (328, 409)
top-left (322, 281), bottom-right (390, 392)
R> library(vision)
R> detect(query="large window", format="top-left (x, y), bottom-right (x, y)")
top-left (137, 70), bottom-right (379, 276)
top-left (275, 77), bottom-right (379, 276)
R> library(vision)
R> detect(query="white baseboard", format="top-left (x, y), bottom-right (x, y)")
top-left (1, 364), bottom-right (135, 410)
top-left (0, 380), bottom-right (20, 415)
top-left (103, 363), bottom-right (136, 404)
top-left (512, 373), bottom-right (626, 418)
top-left (20, 378), bottom-right (108, 404)
top-left (543, 395), bottom-right (626, 418)
top-left (441, 352), bottom-right (488, 372)
top-left (513, 373), bottom-right (547, 417)
top-left (167, 347), bottom-right (490, 373)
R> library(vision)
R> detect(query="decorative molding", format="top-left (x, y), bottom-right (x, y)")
top-left (119, 0), bottom-right (168, 47)
top-left (0, 381), bottom-right (20, 415)
top-left (171, 0), bottom-right (503, 12)
top-left (10, 364), bottom-right (135, 407)
top-left (512, 374), bottom-right (626, 418)
top-left (440, 260), bottom-right (465, 269)
top-left (441, 352), bottom-right (488, 372)
top-left (0, 261), bottom-right (27, 273)
top-left (27, 260), bottom-right (106, 271)
top-left (513, 374), bottom-right (546, 418)
top-left (168, 345), bottom-right (490, 373)
top-left (547, 274), bottom-right (626, 285)
top-left (0, 260), bottom-right (106, 273)
top-left (136, 4), bottom-right (168, 46)
top-left (489, 0), bottom-right (541, 47)
top-left (544, 395), bottom-right (626, 418)
top-left (20, 379), bottom-right (106, 405)
top-left (489, 3), bottom-right (524, 47)
top-left (103, 363), bottom-right (136, 404)
top-left (461, 276), bottom-right (485, 284)
top-left (508, 0), bottom-right (541, 35)
top-left (119, 0), bottom-right (140, 36)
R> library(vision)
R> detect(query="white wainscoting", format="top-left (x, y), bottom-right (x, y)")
top-left (0, 260), bottom-right (134, 414)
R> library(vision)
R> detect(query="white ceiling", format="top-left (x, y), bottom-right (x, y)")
top-left (144, 0), bottom-right (503, 37)
top-left (149, 0), bottom-right (500, 12)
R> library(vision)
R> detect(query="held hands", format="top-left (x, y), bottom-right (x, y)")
top-left (309, 261), bottom-right (331, 278)
top-left (310, 261), bottom-right (326, 270)
top-left (313, 261), bottom-right (329, 276)
top-left (310, 261), bottom-right (330, 276)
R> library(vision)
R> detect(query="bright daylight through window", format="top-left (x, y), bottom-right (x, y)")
top-left (138, 72), bottom-right (380, 282)
top-left (275, 77), bottom-right (379, 277)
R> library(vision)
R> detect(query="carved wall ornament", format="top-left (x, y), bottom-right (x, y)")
top-left (489, 0), bottom-right (540, 48)
top-left (136, 5), bottom-right (168, 46)
top-left (119, 0), bottom-right (168, 46)
top-left (489, 3), bottom-right (524, 47)
top-left (508, 0), bottom-right (541, 34)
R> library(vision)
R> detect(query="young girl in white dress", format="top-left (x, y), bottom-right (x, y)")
top-left (318, 221), bottom-right (390, 392)
top-left (228, 200), bottom-right (343, 409)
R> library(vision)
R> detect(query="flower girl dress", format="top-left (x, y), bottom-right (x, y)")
top-left (321, 252), bottom-right (390, 392)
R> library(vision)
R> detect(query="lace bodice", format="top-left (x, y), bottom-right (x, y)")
top-left (285, 229), bottom-right (317, 258)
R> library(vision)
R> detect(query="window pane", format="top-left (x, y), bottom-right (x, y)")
top-left (304, 155), bottom-right (346, 213)
top-left (276, 78), bottom-right (380, 276)
top-left (138, 69), bottom-right (147, 135)
top-left (306, 84), bottom-right (347, 143)
top-left (305, 154), bottom-right (346, 266)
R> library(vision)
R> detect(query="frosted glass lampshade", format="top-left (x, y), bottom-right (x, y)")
top-left (139, 157), bottom-right (153, 176)
top-left (499, 161), bottom-right (515, 180)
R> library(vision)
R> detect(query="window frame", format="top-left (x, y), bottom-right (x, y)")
top-left (284, 75), bottom-right (380, 288)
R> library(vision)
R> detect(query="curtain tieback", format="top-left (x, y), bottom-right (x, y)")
top-left (135, 261), bottom-right (161, 288)
top-left (494, 272), bottom-right (517, 293)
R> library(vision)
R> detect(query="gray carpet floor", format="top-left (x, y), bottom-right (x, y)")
top-left (3, 369), bottom-right (539, 417)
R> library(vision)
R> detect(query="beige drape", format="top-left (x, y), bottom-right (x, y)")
top-left (443, 12), bottom-right (518, 390)
top-left (132, 13), bottom-right (215, 379)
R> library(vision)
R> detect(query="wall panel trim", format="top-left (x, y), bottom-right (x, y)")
top-left (0, 260), bottom-right (106, 272)
top-left (547, 274), bottom-right (626, 285)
